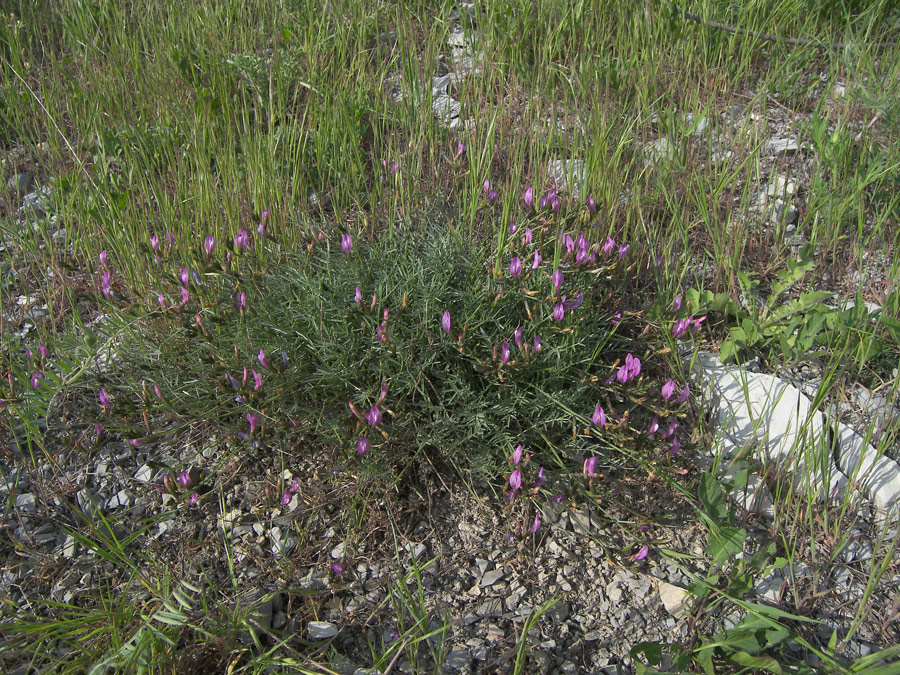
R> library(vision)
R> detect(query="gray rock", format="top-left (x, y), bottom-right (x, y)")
top-left (107, 490), bottom-right (130, 509)
top-left (62, 535), bottom-right (77, 559)
top-left (443, 647), bottom-right (471, 671)
top-left (15, 493), bottom-right (36, 513)
top-left (21, 187), bottom-right (52, 218)
top-left (480, 569), bottom-right (504, 587)
top-left (644, 137), bottom-right (674, 165)
top-left (133, 464), bottom-right (154, 482)
top-left (840, 534), bottom-right (874, 564)
top-left (478, 598), bottom-right (503, 617)
top-left (308, 620), bottom-right (339, 639)
top-left (767, 138), bottom-right (800, 155)
top-left (766, 174), bottom-right (798, 200)
top-left (7, 172), bottom-right (32, 195)
top-left (547, 159), bottom-right (586, 197)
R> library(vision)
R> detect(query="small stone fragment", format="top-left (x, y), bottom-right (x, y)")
top-left (308, 620), bottom-right (339, 639)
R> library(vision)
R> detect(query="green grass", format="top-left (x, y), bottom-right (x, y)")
top-left (2, 0), bottom-right (900, 672)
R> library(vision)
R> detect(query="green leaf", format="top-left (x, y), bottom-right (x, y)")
top-left (729, 326), bottom-right (747, 345)
top-left (727, 651), bottom-right (783, 673)
top-left (698, 473), bottom-right (729, 520)
top-left (706, 526), bottom-right (745, 565)
top-left (719, 339), bottom-right (737, 364)
top-left (630, 641), bottom-right (663, 666)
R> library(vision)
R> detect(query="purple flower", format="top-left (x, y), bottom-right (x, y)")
top-left (93, 422), bottom-right (103, 436)
top-left (247, 412), bottom-right (260, 435)
top-left (617, 364), bottom-right (630, 384)
top-left (611, 312), bottom-right (621, 326)
top-left (281, 490), bottom-right (292, 506)
top-left (99, 250), bottom-right (107, 266)
top-left (236, 292), bottom-right (248, 312)
top-left (154, 384), bottom-right (162, 399)
top-left (376, 324), bottom-right (387, 342)
top-left (675, 384), bottom-right (691, 404)
top-left (365, 406), bottom-right (382, 426)
top-left (618, 243), bottom-right (629, 258)
top-left (101, 270), bottom-right (112, 298)
top-left (38, 344), bottom-right (48, 359)
top-left (128, 438), bottom-right (145, 448)
top-left (235, 229), bottom-right (250, 250)
top-left (552, 492), bottom-right (565, 503)
top-left (523, 187), bottom-right (533, 208)
top-left (281, 351), bottom-right (289, 369)
top-left (158, 292), bottom-right (167, 308)
top-left (258, 349), bottom-right (271, 369)
top-left (550, 196), bottom-right (560, 211)
top-left (661, 380), bottom-right (675, 400)
top-left (512, 444), bottom-right (522, 465)
top-left (553, 302), bottom-right (565, 322)
top-left (509, 221), bottom-right (517, 235)
top-left (602, 236), bottom-right (615, 255)
top-left (500, 341), bottom-right (511, 365)
top-left (509, 469), bottom-right (522, 491)
top-left (592, 405), bottom-right (606, 427)
top-left (226, 372), bottom-right (240, 389)
top-left (150, 234), bottom-right (160, 252)
top-left (564, 234), bottom-right (575, 255)
top-left (204, 235), bottom-right (215, 255)
top-left (529, 512), bottom-right (541, 534)
top-left (532, 249), bottom-right (541, 269)
top-left (551, 268), bottom-right (564, 294)
top-left (630, 545), bottom-right (649, 561)
top-left (455, 140), bottom-right (465, 158)
top-left (691, 316), bottom-right (707, 334)
top-left (670, 436), bottom-right (680, 455)
top-left (98, 389), bottom-right (110, 408)
top-left (524, 227), bottom-right (532, 244)
top-left (332, 561), bottom-right (348, 575)
top-left (514, 326), bottom-right (523, 347)
top-left (533, 335), bottom-right (542, 351)
top-left (575, 246), bottom-right (589, 265)
top-left (565, 293), bottom-right (583, 310)
top-left (673, 295), bottom-right (682, 312)
top-left (437, 310), bottom-right (450, 334)
top-left (535, 466), bottom-right (545, 487)
top-left (647, 417), bottom-right (659, 435)
top-left (357, 436), bottom-right (371, 455)
top-left (180, 286), bottom-right (189, 305)
top-left (626, 353), bottom-right (641, 379)
top-left (483, 178), bottom-right (491, 194)
top-left (180, 268), bottom-right (190, 286)
top-left (341, 234), bottom-right (353, 254)
top-left (189, 493), bottom-right (199, 506)
top-left (509, 257), bottom-right (522, 278)
top-left (587, 196), bottom-right (597, 214)
top-left (166, 229), bottom-right (176, 247)
top-left (663, 421), bottom-right (677, 439)
top-left (583, 456), bottom-right (598, 478)
top-left (177, 470), bottom-right (192, 487)
top-left (253, 370), bottom-right (262, 390)
top-left (30, 372), bottom-right (43, 388)
top-left (487, 189), bottom-right (499, 204)
top-left (673, 318), bottom-right (691, 338)
top-left (355, 287), bottom-right (363, 304)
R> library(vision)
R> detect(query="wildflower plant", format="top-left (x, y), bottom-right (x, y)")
top-left (65, 192), bottom-right (695, 515)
